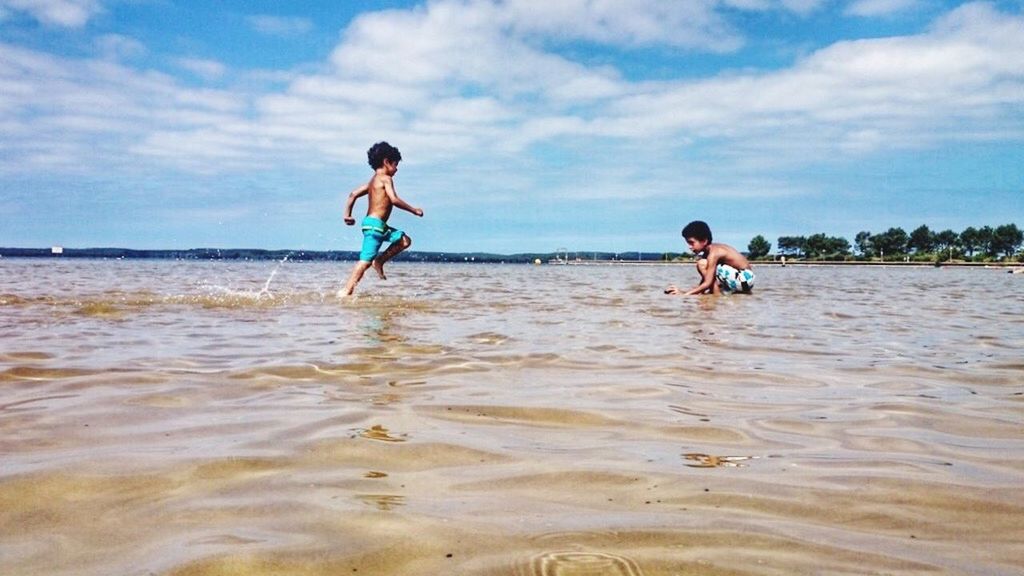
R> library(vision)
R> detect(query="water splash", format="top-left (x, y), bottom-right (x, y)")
top-left (185, 253), bottom-right (298, 307)
top-left (258, 254), bottom-right (290, 299)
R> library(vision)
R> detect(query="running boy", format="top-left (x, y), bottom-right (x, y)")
top-left (666, 220), bottom-right (755, 295)
top-left (339, 142), bottom-right (424, 296)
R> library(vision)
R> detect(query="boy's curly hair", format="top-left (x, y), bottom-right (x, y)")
top-left (367, 141), bottom-right (402, 169)
top-left (682, 220), bottom-right (713, 242)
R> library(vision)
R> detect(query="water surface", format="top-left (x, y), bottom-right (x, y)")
top-left (2, 260), bottom-right (1022, 575)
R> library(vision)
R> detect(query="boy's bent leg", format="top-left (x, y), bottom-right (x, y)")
top-left (373, 234), bottom-right (412, 279)
top-left (340, 260), bottom-right (373, 296)
top-left (696, 259), bottom-right (717, 295)
top-left (371, 258), bottom-right (387, 280)
top-left (351, 228), bottom-right (386, 289)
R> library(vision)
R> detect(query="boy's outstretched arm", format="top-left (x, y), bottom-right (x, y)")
top-left (343, 183), bottom-right (369, 225)
top-left (383, 177), bottom-right (424, 217)
top-left (683, 254), bottom-right (718, 295)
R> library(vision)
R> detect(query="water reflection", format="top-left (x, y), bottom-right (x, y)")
top-left (682, 453), bottom-right (757, 468)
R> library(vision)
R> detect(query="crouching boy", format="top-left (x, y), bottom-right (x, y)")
top-left (666, 220), bottom-right (755, 296)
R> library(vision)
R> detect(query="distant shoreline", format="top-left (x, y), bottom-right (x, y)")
top-left (1, 247), bottom-right (1020, 267)
top-left (554, 259), bottom-right (1022, 268)
top-left (0, 247), bottom-right (556, 264)
top-left (722, 259), bottom-right (1018, 267)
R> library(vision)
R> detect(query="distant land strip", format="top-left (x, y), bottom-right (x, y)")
top-left (2, 247), bottom-right (1021, 267)
top-left (0, 247), bottom-right (665, 264)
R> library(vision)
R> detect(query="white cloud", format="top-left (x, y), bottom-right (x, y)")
top-left (498, 0), bottom-right (744, 52)
top-left (0, 42), bottom-right (246, 173)
top-left (95, 34), bottom-right (146, 61)
top-left (600, 2), bottom-right (1024, 155)
top-left (1, 0), bottom-right (1022, 186)
top-left (779, 0), bottom-right (827, 15)
top-left (174, 57), bottom-right (227, 80)
top-left (0, 0), bottom-right (100, 27)
top-left (845, 0), bottom-right (922, 17)
top-left (723, 0), bottom-right (827, 16)
top-left (245, 14), bottom-right (314, 36)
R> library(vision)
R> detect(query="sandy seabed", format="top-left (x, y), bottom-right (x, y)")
top-left (2, 259), bottom-right (1022, 575)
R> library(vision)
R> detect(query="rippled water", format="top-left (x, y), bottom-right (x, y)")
top-left (2, 259), bottom-right (1022, 575)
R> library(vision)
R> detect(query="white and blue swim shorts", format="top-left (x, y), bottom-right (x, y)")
top-left (715, 264), bottom-right (755, 293)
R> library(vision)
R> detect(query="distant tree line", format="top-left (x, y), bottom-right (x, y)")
top-left (745, 223), bottom-right (1023, 262)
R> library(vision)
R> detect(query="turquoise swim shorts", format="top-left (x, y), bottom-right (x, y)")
top-left (359, 216), bottom-right (405, 262)
top-left (715, 264), bottom-right (755, 293)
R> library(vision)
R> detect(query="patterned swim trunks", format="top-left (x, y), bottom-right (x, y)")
top-left (715, 264), bottom-right (755, 293)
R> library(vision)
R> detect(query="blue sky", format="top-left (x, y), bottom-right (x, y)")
top-left (1, 0), bottom-right (1022, 254)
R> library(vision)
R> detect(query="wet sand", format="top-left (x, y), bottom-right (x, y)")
top-left (1, 260), bottom-right (1022, 575)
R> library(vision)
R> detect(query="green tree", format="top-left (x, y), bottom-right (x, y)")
top-left (804, 233), bottom-right (829, 259)
top-left (934, 229), bottom-right (960, 260)
top-left (747, 235), bottom-right (771, 259)
top-left (992, 224), bottom-right (1024, 258)
top-left (828, 236), bottom-right (852, 258)
top-left (960, 226), bottom-right (981, 257)
top-left (800, 233), bottom-right (850, 260)
top-left (871, 227), bottom-right (909, 259)
top-left (908, 224), bottom-right (935, 254)
top-left (978, 226), bottom-right (995, 257)
top-left (854, 231), bottom-right (873, 257)
top-left (777, 236), bottom-right (806, 257)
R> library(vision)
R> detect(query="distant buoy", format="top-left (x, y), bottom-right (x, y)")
top-left (534, 258), bottom-right (542, 265)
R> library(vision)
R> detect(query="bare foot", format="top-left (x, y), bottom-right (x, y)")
top-left (372, 259), bottom-right (387, 280)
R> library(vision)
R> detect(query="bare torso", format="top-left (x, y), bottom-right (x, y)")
top-left (708, 243), bottom-right (752, 270)
top-left (365, 173), bottom-right (394, 221)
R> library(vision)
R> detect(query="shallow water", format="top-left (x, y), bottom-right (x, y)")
top-left (1, 259), bottom-right (1022, 575)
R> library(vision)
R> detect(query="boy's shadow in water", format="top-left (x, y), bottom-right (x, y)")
top-left (356, 306), bottom-right (408, 348)
top-left (345, 301), bottom-right (449, 408)
top-left (696, 295), bottom-right (720, 312)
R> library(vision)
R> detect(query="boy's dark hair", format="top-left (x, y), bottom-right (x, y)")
top-left (367, 141), bottom-right (402, 169)
top-left (682, 220), bottom-right (713, 242)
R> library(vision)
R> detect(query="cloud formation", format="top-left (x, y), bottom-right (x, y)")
top-left (605, 3), bottom-right (1024, 152)
top-left (0, 42), bottom-right (243, 173)
top-left (0, 0), bottom-right (100, 27)
top-left (846, 0), bottom-right (922, 17)
top-left (497, 0), bottom-right (744, 51)
top-left (94, 34), bottom-right (146, 61)
top-left (2, 0), bottom-right (1023, 252)
top-left (246, 14), bottom-right (315, 37)
top-left (174, 57), bottom-right (228, 80)
top-left (1, 1), bottom-right (1022, 185)
top-left (167, 2), bottom-right (1024, 167)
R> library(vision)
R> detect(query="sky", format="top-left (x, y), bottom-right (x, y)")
top-left (1, 0), bottom-right (1022, 254)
